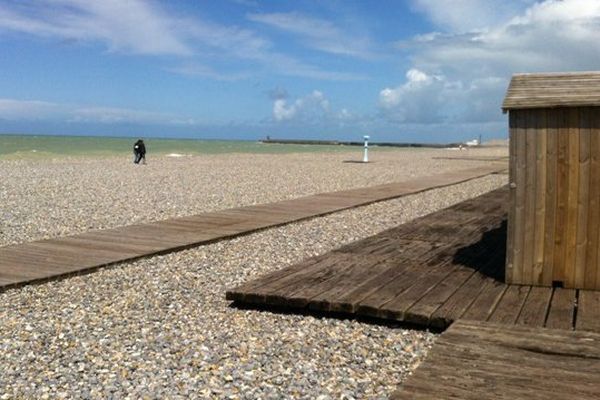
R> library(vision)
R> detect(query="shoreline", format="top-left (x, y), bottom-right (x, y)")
top-left (0, 134), bottom-right (508, 160)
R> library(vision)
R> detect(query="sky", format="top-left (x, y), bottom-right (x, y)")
top-left (1, 0), bottom-right (600, 143)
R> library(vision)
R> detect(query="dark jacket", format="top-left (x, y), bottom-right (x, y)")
top-left (134, 140), bottom-right (146, 155)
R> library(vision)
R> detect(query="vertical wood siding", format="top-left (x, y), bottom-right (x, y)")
top-left (507, 106), bottom-right (600, 289)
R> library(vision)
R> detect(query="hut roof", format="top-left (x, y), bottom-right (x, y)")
top-left (502, 71), bottom-right (600, 111)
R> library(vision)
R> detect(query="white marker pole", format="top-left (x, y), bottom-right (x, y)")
top-left (363, 135), bottom-right (370, 163)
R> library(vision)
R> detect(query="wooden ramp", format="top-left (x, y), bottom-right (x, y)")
top-left (227, 186), bottom-right (600, 333)
top-left (0, 165), bottom-right (505, 290)
top-left (391, 320), bottom-right (600, 400)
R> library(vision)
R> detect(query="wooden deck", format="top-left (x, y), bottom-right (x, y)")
top-left (0, 165), bottom-right (505, 290)
top-left (391, 320), bottom-right (600, 400)
top-left (227, 186), bottom-right (600, 333)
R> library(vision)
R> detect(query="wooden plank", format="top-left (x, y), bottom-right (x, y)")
top-left (515, 285), bottom-right (552, 327)
top-left (506, 111), bottom-right (517, 285)
top-left (503, 72), bottom-right (600, 110)
top-left (451, 319), bottom-right (600, 358)
top-left (59, 234), bottom-right (160, 254)
top-left (325, 261), bottom-right (413, 313)
top-left (0, 254), bottom-right (73, 278)
top-left (522, 108), bottom-right (537, 285)
top-left (377, 262), bottom-right (462, 321)
top-left (113, 224), bottom-right (217, 244)
top-left (576, 290), bottom-right (600, 332)
top-left (12, 243), bottom-right (127, 266)
top-left (0, 164), bottom-right (507, 291)
top-left (590, 110), bottom-right (600, 290)
top-left (390, 218), bottom-right (490, 246)
top-left (564, 107), bottom-right (581, 288)
top-left (532, 108), bottom-right (547, 284)
top-left (575, 107), bottom-right (591, 288)
top-left (553, 108), bottom-right (570, 285)
top-left (0, 261), bottom-right (62, 280)
top-left (0, 272), bottom-right (25, 286)
top-left (337, 236), bottom-right (449, 265)
top-left (0, 250), bottom-right (107, 278)
top-left (542, 109), bottom-right (558, 286)
top-left (404, 244), bottom-right (505, 327)
top-left (226, 254), bottom-right (331, 302)
top-left (86, 230), bottom-right (182, 249)
top-left (355, 255), bottom-right (453, 319)
top-left (487, 284), bottom-right (531, 324)
top-left (262, 254), bottom-right (360, 306)
top-left (275, 255), bottom-right (373, 308)
top-left (402, 265), bottom-right (478, 326)
top-left (322, 242), bottom-right (442, 313)
top-left (511, 109), bottom-right (527, 284)
top-left (304, 259), bottom-right (406, 312)
top-left (545, 288), bottom-right (575, 330)
top-left (230, 254), bottom-right (346, 304)
top-left (228, 186), bottom-right (575, 331)
top-left (460, 280), bottom-right (508, 322)
top-left (428, 248), bottom-right (505, 329)
top-left (392, 320), bottom-right (600, 400)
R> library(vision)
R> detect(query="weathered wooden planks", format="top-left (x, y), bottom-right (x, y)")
top-left (507, 105), bottom-right (600, 289)
top-left (391, 320), bottom-right (600, 400)
top-left (229, 187), bottom-right (596, 332)
top-left (0, 165), bottom-right (505, 291)
top-left (545, 288), bottom-right (576, 330)
top-left (503, 71), bottom-right (600, 110)
top-left (577, 290), bottom-right (600, 333)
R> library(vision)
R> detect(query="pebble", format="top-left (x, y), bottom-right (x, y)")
top-left (0, 149), bottom-right (507, 398)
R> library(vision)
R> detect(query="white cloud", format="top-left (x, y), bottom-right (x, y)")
top-left (247, 12), bottom-right (374, 59)
top-left (168, 63), bottom-right (251, 81)
top-left (385, 0), bottom-right (600, 126)
top-left (0, 1), bottom-right (359, 81)
top-left (273, 99), bottom-right (297, 121)
top-left (411, 0), bottom-right (535, 32)
top-left (259, 53), bottom-right (367, 81)
top-left (414, 0), bottom-right (600, 75)
top-left (0, 98), bottom-right (63, 120)
top-left (379, 69), bottom-right (449, 123)
top-left (68, 106), bottom-right (168, 124)
top-left (0, 97), bottom-right (197, 126)
top-left (0, 0), bottom-right (192, 55)
top-left (272, 90), bottom-right (331, 122)
top-left (379, 69), bottom-right (508, 124)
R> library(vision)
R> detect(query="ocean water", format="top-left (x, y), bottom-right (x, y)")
top-left (0, 135), bottom-right (379, 159)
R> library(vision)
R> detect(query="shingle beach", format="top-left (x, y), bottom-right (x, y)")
top-left (0, 148), bottom-right (508, 398)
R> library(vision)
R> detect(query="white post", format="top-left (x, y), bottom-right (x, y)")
top-left (363, 135), bottom-right (370, 163)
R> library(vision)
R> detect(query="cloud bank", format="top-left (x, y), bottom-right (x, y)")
top-left (381, 0), bottom-right (600, 128)
top-left (0, 97), bottom-right (192, 126)
top-left (0, 0), bottom-right (359, 81)
top-left (272, 90), bottom-right (330, 122)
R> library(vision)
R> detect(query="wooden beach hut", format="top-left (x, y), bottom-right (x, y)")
top-left (503, 71), bottom-right (600, 290)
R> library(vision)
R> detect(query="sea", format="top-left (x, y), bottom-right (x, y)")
top-left (0, 134), bottom-right (385, 159)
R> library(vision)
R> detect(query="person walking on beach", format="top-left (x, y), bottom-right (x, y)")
top-left (133, 139), bottom-right (146, 164)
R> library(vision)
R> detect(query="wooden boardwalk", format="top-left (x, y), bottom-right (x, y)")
top-left (227, 186), bottom-right (600, 333)
top-left (391, 320), bottom-right (600, 400)
top-left (432, 155), bottom-right (509, 162)
top-left (0, 165), bottom-right (504, 290)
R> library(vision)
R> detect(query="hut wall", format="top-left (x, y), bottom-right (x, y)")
top-left (506, 107), bottom-right (600, 289)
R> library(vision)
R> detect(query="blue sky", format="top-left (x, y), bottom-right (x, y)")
top-left (1, 0), bottom-right (600, 142)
